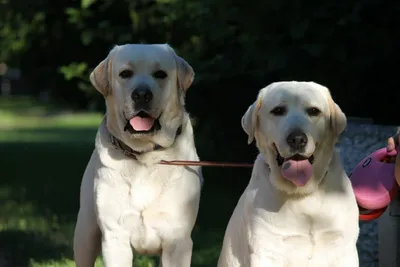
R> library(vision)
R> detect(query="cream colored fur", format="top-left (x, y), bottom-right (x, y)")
top-left (73, 44), bottom-right (202, 267)
top-left (217, 81), bottom-right (359, 267)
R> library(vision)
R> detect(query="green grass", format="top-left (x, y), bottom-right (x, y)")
top-left (0, 96), bottom-right (251, 267)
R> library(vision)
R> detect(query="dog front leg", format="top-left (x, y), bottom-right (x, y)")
top-left (73, 209), bottom-right (101, 267)
top-left (160, 237), bottom-right (193, 267)
top-left (101, 230), bottom-right (133, 267)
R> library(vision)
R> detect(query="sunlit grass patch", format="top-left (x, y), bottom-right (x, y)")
top-left (0, 97), bottom-right (50, 116)
top-left (0, 97), bottom-right (103, 143)
top-left (0, 96), bottom-right (102, 129)
top-left (0, 111), bottom-right (103, 130)
top-left (0, 200), bottom-right (55, 233)
top-left (30, 258), bottom-right (104, 267)
top-left (29, 257), bottom-right (158, 267)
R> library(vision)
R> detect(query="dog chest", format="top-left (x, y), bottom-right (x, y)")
top-left (128, 170), bottom-right (163, 210)
top-left (96, 164), bottom-right (196, 255)
top-left (286, 194), bottom-right (358, 251)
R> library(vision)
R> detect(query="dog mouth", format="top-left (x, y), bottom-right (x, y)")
top-left (273, 144), bottom-right (315, 187)
top-left (275, 150), bottom-right (315, 166)
top-left (124, 111), bottom-right (161, 134)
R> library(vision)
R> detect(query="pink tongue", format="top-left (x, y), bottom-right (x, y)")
top-left (281, 159), bottom-right (313, 187)
top-left (129, 116), bottom-right (155, 131)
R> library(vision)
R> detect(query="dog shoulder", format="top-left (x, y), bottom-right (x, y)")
top-left (248, 154), bottom-right (272, 192)
top-left (324, 151), bottom-right (352, 191)
top-left (251, 153), bottom-right (270, 178)
top-left (241, 154), bottom-right (282, 217)
top-left (320, 152), bottom-right (359, 226)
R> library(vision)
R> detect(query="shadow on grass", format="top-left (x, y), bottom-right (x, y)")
top-left (0, 126), bottom-right (96, 266)
top-left (0, 127), bottom-right (99, 144)
top-left (0, 230), bottom-right (69, 267)
top-left (0, 141), bottom-right (94, 218)
top-left (0, 124), bottom-right (255, 266)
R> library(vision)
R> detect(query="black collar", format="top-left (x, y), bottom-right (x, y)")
top-left (110, 125), bottom-right (182, 159)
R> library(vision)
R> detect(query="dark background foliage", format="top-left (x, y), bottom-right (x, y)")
top-left (3, 0), bottom-right (399, 165)
top-left (2, 0), bottom-right (399, 120)
top-left (0, 0), bottom-right (399, 265)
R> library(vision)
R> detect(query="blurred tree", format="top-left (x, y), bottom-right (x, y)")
top-left (0, 0), bottom-right (399, 119)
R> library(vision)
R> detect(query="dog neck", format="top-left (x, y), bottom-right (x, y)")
top-left (108, 126), bottom-right (183, 160)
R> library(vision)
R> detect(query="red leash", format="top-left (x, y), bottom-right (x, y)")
top-left (160, 159), bottom-right (381, 222)
top-left (159, 160), bottom-right (253, 168)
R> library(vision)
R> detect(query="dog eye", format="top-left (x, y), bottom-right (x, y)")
top-left (153, 70), bottom-right (168, 79)
top-left (270, 106), bottom-right (287, 116)
top-left (119, 70), bottom-right (134, 79)
top-left (306, 107), bottom-right (321, 116)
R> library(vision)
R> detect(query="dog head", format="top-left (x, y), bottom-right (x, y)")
top-left (90, 44), bottom-right (194, 151)
top-left (242, 81), bottom-right (346, 195)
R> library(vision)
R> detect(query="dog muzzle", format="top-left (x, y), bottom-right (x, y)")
top-left (275, 145), bottom-right (314, 187)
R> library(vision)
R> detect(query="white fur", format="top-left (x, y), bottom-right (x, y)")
top-left (73, 44), bottom-right (202, 267)
top-left (217, 81), bottom-right (359, 267)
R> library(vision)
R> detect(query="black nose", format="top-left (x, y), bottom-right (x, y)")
top-left (131, 85), bottom-right (153, 103)
top-left (286, 130), bottom-right (308, 150)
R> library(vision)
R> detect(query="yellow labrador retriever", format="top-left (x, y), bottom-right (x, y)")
top-left (217, 81), bottom-right (359, 267)
top-left (73, 44), bottom-right (202, 267)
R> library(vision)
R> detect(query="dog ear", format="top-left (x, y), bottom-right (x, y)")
top-left (242, 94), bottom-right (263, 144)
top-left (90, 58), bottom-right (112, 96)
top-left (165, 44), bottom-right (195, 92)
top-left (328, 96), bottom-right (347, 136)
top-left (90, 46), bottom-right (117, 96)
top-left (176, 55), bottom-right (195, 92)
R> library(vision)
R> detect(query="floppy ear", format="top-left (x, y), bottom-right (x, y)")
top-left (90, 57), bottom-right (112, 96)
top-left (90, 46), bottom-right (118, 96)
top-left (328, 96), bottom-right (347, 136)
top-left (165, 44), bottom-right (195, 92)
top-left (242, 95), bottom-right (263, 144)
top-left (175, 55), bottom-right (195, 92)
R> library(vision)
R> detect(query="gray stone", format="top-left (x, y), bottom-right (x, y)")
top-left (337, 120), bottom-right (397, 267)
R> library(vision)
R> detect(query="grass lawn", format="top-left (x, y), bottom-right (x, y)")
top-left (0, 97), bottom-right (252, 267)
